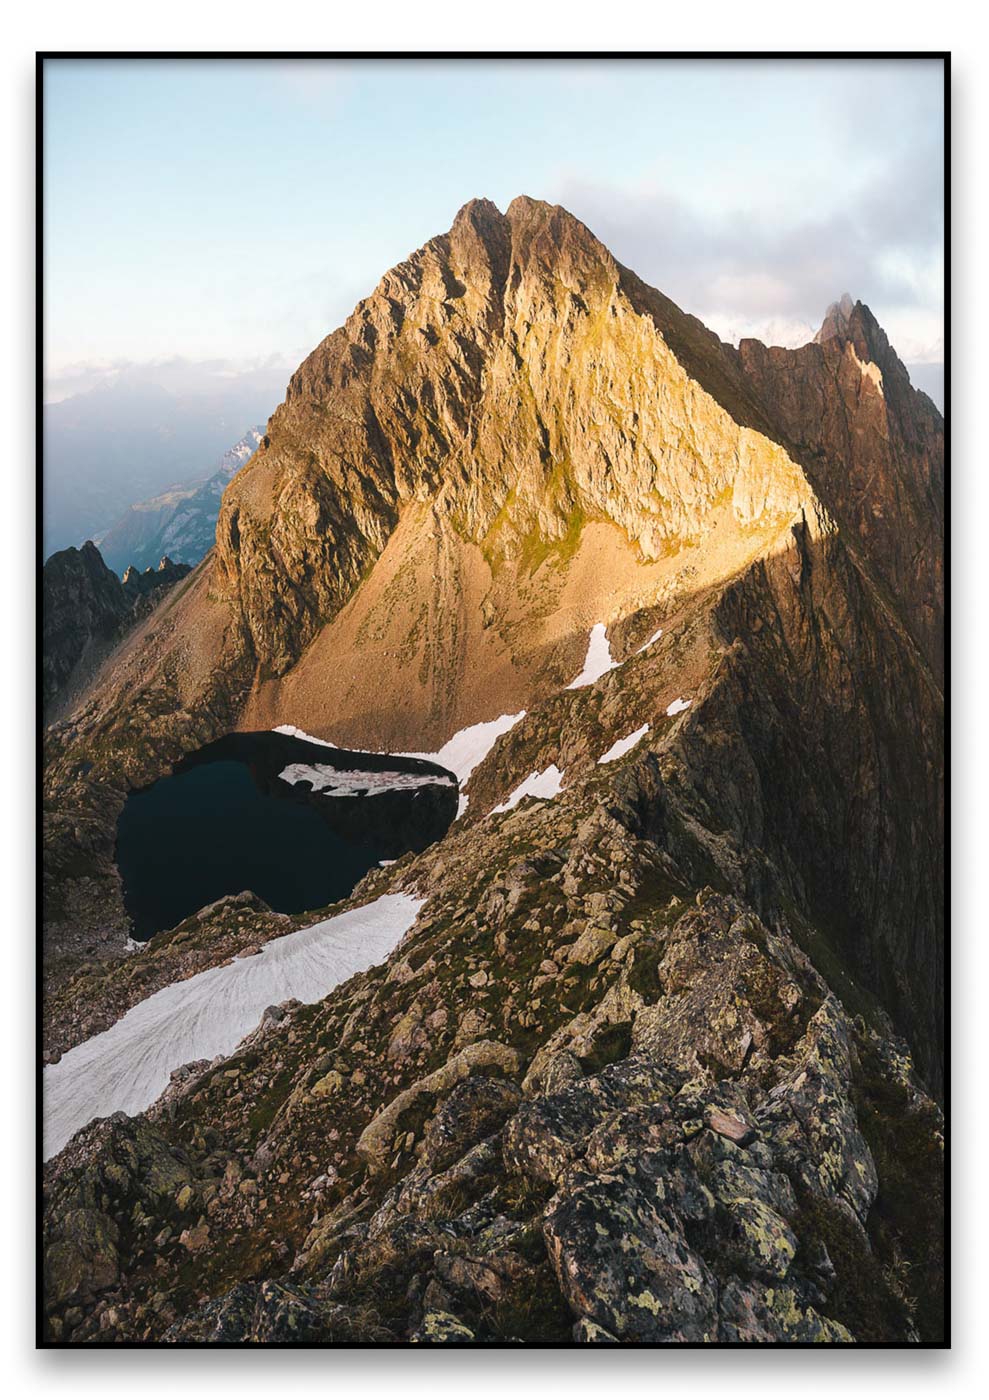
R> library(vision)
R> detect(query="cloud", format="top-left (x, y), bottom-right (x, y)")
top-left (43, 354), bottom-right (298, 406)
top-left (557, 135), bottom-right (943, 364)
top-left (257, 60), bottom-right (356, 113)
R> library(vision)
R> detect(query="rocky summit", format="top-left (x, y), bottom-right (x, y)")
top-left (41, 197), bottom-right (944, 1345)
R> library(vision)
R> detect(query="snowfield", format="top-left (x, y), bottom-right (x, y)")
top-left (598, 724), bottom-right (650, 764)
top-left (491, 765), bottom-right (564, 813)
top-left (279, 763), bottom-right (454, 797)
top-left (274, 713), bottom-right (528, 819)
top-left (566, 623), bottom-right (619, 689)
top-left (666, 697), bottom-right (692, 716)
top-left (43, 892), bottom-right (423, 1161)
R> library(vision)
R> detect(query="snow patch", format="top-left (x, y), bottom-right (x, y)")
top-left (279, 763), bottom-right (454, 797)
top-left (566, 623), bottom-right (619, 689)
top-left (598, 724), bottom-right (650, 765)
top-left (274, 714), bottom-right (528, 825)
top-left (666, 697), bottom-right (692, 716)
top-left (491, 765), bottom-right (564, 814)
top-left (401, 712), bottom-right (526, 784)
top-left (636, 627), bottom-right (663, 654)
top-left (274, 712), bottom-right (527, 809)
top-left (43, 892), bottom-right (423, 1161)
top-left (273, 723), bottom-right (338, 749)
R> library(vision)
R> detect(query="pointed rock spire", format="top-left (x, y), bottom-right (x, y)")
top-left (814, 293), bottom-right (856, 345)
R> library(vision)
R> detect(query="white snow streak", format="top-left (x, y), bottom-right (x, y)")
top-left (43, 892), bottom-right (423, 1161)
top-left (273, 724), bottom-right (337, 749)
top-left (666, 697), bottom-right (692, 716)
top-left (491, 765), bottom-right (564, 814)
top-left (598, 724), bottom-right (650, 765)
top-left (566, 623), bottom-right (619, 689)
top-left (278, 763), bottom-right (454, 797)
top-left (636, 627), bottom-right (663, 654)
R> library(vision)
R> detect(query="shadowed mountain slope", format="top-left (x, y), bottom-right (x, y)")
top-left (42, 542), bottom-right (191, 719)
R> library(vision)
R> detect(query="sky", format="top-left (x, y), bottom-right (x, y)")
top-left (43, 57), bottom-right (944, 399)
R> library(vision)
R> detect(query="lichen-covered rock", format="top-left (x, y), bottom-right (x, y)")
top-left (756, 998), bottom-right (878, 1224)
top-left (505, 1055), bottom-right (676, 1187)
top-left (573, 1316), bottom-right (619, 1344)
top-left (504, 1077), bottom-right (624, 1187)
top-left (43, 879), bottom-right (942, 1346)
top-left (45, 1208), bottom-right (120, 1308)
top-left (718, 1278), bottom-right (853, 1344)
top-left (543, 1160), bottom-right (718, 1343)
top-left (419, 1076), bottom-right (520, 1174)
top-left (356, 1041), bottom-right (524, 1174)
top-left (411, 1311), bottom-right (476, 1345)
top-left (581, 1102), bottom-right (679, 1174)
top-left (164, 1282), bottom-right (260, 1344)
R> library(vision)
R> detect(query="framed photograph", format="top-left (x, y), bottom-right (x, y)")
top-left (39, 52), bottom-right (946, 1348)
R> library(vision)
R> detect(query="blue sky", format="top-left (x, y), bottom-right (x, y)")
top-left (43, 57), bottom-right (944, 389)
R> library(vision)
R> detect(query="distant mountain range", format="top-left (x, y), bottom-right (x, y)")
top-left (43, 364), bottom-right (284, 558)
top-left (95, 427), bottom-right (266, 574)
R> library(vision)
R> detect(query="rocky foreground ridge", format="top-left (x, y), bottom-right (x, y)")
top-left (42, 198), bottom-right (944, 1344)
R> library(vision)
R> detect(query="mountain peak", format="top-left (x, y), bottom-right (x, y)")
top-left (810, 294), bottom-right (916, 400)
top-left (506, 193), bottom-right (554, 218)
top-left (451, 196), bottom-right (504, 227)
top-left (448, 195), bottom-right (605, 272)
top-left (814, 292), bottom-right (857, 345)
top-left (505, 193), bottom-right (599, 241)
top-left (451, 193), bottom-right (568, 223)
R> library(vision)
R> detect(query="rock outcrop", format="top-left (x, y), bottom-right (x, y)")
top-left (43, 543), bottom-right (191, 718)
top-left (43, 542), bottom-right (130, 715)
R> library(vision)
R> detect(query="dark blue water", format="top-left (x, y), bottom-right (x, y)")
top-left (116, 732), bottom-right (457, 940)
